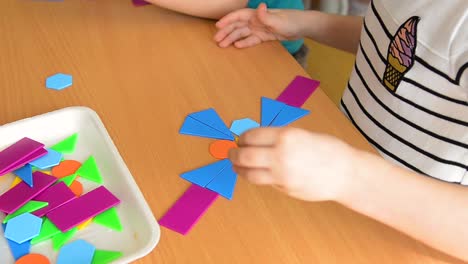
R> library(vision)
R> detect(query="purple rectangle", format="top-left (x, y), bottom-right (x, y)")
top-left (0, 171), bottom-right (56, 214)
top-left (276, 76), bottom-right (320, 107)
top-left (47, 186), bottom-right (120, 232)
top-left (1, 148), bottom-right (47, 176)
top-left (132, 0), bottom-right (149, 6)
top-left (159, 184), bottom-right (218, 235)
top-left (0, 137), bottom-right (45, 176)
top-left (32, 182), bottom-right (76, 217)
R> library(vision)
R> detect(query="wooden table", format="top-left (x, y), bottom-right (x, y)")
top-left (0, 1), bottom-right (463, 263)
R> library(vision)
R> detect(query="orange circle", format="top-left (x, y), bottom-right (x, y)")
top-left (70, 180), bottom-right (83, 197)
top-left (51, 160), bottom-right (81, 178)
top-left (16, 253), bottom-right (50, 264)
top-left (209, 140), bottom-right (237, 159)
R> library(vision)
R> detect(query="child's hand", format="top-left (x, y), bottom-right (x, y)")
top-left (229, 127), bottom-right (357, 202)
top-left (214, 3), bottom-right (304, 48)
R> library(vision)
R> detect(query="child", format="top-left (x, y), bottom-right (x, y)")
top-left (215, 0), bottom-right (468, 261)
top-left (143, 0), bottom-right (308, 67)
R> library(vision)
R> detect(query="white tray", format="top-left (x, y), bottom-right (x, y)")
top-left (0, 107), bottom-right (160, 263)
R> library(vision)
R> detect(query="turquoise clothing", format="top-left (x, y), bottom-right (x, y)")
top-left (247, 0), bottom-right (304, 54)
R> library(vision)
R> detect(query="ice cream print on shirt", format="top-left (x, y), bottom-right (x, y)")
top-left (383, 16), bottom-right (420, 92)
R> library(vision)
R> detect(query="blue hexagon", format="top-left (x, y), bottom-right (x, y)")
top-left (46, 73), bottom-right (73, 90)
top-left (57, 239), bottom-right (96, 264)
top-left (230, 118), bottom-right (259, 136)
top-left (4, 213), bottom-right (43, 244)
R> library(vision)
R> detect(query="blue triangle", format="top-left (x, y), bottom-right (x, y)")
top-left (206, 161), bottom-right (237, 200)
top-left (188, 109), bottom-right (234, 140)
top-left (180, 116), bottom-right (234, 140)
top-left (2, 223), bottom-right (31, 260)
top-left (261, 97), bottom-right (285, 126)
top-left (13, 164), bottom-right (33, 187)
top-left (270, 105), bottom-right (310, 127)
top-left (230, 118), bottom-right (260, 136)
top-left (180, 159), bottom-right (230, 187)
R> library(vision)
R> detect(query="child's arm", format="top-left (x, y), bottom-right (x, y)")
top-left (230, 127), bottom-right (468, 262)
top-left (214, 3), bottom-right (362, 53)
top-left (144, 0), bottom-right (248, 19)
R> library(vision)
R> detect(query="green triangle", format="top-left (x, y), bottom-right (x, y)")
top-left (76, 156), bottom-right (103, 184)
top-left (52, 227), bottom-right (78, 251)
top-left (50, 133), bottom-right (78, 154)
top-left (56, 173), bottom-right (78, 187)
top-left (92, 250), bottom-right (123, 264)
top-left (93, 207), bottom-right (123, 232)
top-left (3, 201), bottom-right (49, 223)
top-left (31, 218), bottom-right (61, 245)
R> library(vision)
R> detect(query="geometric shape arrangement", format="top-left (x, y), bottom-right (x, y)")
top-left (45, 73), bottom-right (73, 91)
top-left (15, 253), bottom-right (50, 264)
top-left (205, 160), bottom-right (237, 200)
top-left (0, 131), bottom-right (130, 262)
top-left (159, 184), bottom-right (218, 235)
top-left (180, 108), bottom-right (234, 141)
top-left (180, 159), bottom-right (230, 188)
top-left (91, 249), bottom-right (123, 264)
top-left (161, 75), bottom-right (318, 236)
top-left (47, 186), bottom-right (120, 232)
top-left (0, 172), bottom-right (56, 214)
top-left (31, 218), bottom-right (61, 245)
top-left (53, 228), bottom-right (78, 251)
top-left (50, 133), bottom-right (78, 154)
top-left (29, 149), bottom-right (63, 170)
top-left (260, 97), bottom-right (310, 127)
top-left (56, 173), bottom-right (78, 187)
top-left (32, 182), bottom-right (76, 217)
top-left (52, 160), bottom-right (81, 178)
top-left (269, 104), bottom-right (310, 127)
top-left (10, 176), bottom-right (23, 189)
top-left (69, 180), bottom-right (83, 197)
top-left (0, 137), bottom-right (46, 176)
top-left (93, 208), bottom-right (122, 232)
top-left (76, 156), bottom-right (103, 184)
top-left (3, 200), bottom-right (48, 223)
top-left (4, 213), bottom-right (43, 244)
top-left (209, 140), bottom-right (237, 159)
top-left (181, 158), bottom-right (237, 200)
top-left (132, 0), bottom-right (149, 7)
top-left (2, 223), bottom-right (31, 260)
top-left (13, 164), bottom-right (33, 187)
top-left (276, 75), bottom-right (320, 107)
top-left (230, 118), bottom-right (259, 136)
top-left (260, 97), bottom-right (286, 126)
top-left (57, 240), bottom-right (95, 264)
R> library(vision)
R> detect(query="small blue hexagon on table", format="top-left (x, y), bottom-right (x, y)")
top-left (46, 73), bottom-right (73, 90)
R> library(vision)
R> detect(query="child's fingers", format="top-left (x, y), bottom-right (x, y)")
top-left (229, 146), bottom-right (274, 169)
top-left (234, 35), bottom-right (262, 48)
top-left (256, 3), bottom-right (274, 27)
top-left (233, 165), bottom-right (275, 185)
top-left (218, 27), bottom-right (251, 48)
top-left (214, 21), bottom-right (247, 42)
top-left (216, 9), bottom-right (253, 28)
top-left (238, 127), bottom-right (282, 147)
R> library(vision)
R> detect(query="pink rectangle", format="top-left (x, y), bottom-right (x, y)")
top-left (159, 184), bottom-right (218, 235)
top-left (0, 171), bottom-right (56, 214)
top-left (276, 76), bottom-right (320, 107)
top-left (47, 186), bottom-right (120, 232)
top-left (1, 148), bottom-right (47, 176)
top-left (0, 137), bottom-right (45, 176)
top-left (32, 182), bottom-right (76, 217)
top-left (132, 0), bottom-right (149, 6)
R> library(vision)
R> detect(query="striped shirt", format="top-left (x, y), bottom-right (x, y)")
top-left (341, 0), bottom-right (468, 183)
